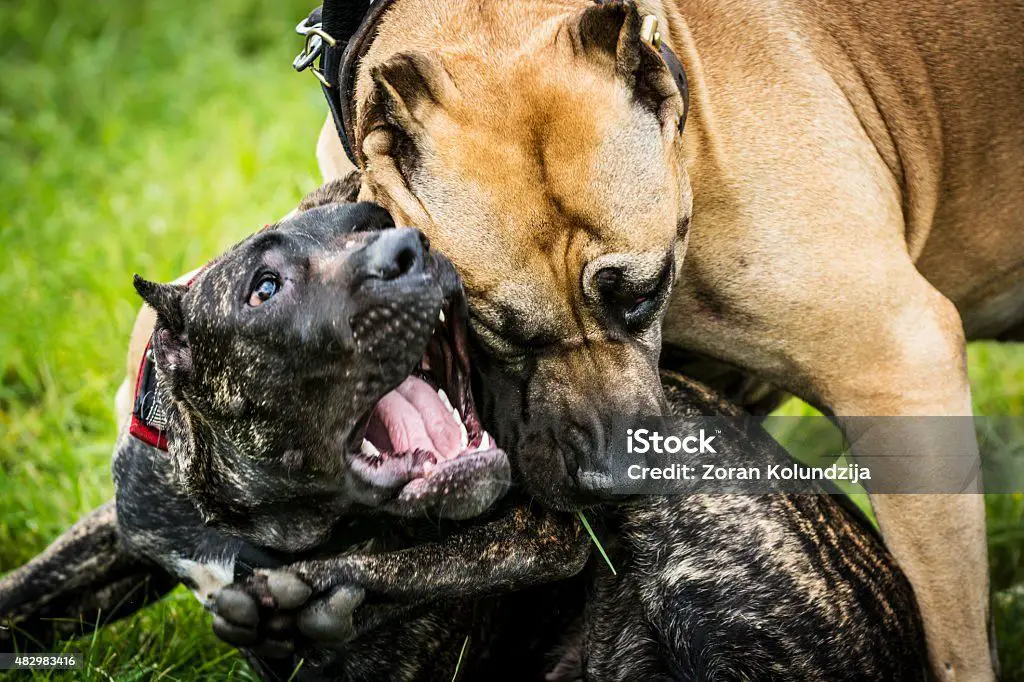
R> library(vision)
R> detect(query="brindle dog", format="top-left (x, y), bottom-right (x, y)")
top-left (1, 184), bottom-right (926, 680)
top-left (1, 187), bottom-right (590, 679)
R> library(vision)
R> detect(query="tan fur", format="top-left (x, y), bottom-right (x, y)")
top-left (122, 0), bottom-right (1022, 676)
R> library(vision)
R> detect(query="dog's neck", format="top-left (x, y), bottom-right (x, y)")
top-left (155, 378), bottom-right (352, 548)
top-left (159, 387), bottom-right (260, 518)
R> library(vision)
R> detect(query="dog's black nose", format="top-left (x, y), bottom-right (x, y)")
top-left (362, 228), bottom-right (429, 281)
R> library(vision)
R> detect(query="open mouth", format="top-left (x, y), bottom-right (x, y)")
top-left (347, 295), bottom-right (500, 494)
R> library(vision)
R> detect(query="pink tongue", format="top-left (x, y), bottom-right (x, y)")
top-left (367, 376), bottom-right (465, 460)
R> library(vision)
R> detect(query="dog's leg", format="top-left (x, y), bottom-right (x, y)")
top-left (210, 505), bottom-right (589, 653)
top-left (0, 502), bottom-right (178, 652)
top-left (780, 273), bottom-right (988, 680)
top-left (669, 172), bottom-right (993, 677)
top-left (292, 505), bottom-right (587, 599)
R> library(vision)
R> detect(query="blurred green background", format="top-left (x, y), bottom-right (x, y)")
top-left (0, 1), bottom-right (1020, 679)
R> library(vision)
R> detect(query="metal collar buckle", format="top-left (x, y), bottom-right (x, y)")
top-left (293, 17), bottom-right (337, 87)
top-left (639, 15), bottom-right (662, 49)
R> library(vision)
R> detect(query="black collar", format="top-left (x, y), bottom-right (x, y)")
top-left (295, 0), bottom-right (689, 168)
top-left (294, 0), bottom-right (398, 166)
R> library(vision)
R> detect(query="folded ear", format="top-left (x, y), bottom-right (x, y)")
top-left (575, 1), bottom-right (683, 129)
top-left (367, 51), bottom-right (449, 137)
top-left (133, 275), bottom-right (192, 384)
top-left (360, 51), bottom-right (454, 223)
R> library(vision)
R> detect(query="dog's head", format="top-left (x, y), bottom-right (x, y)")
top-left (353, 1), bottom-right (690, 508)
top-left (133, 183), bottom-right (508, 551)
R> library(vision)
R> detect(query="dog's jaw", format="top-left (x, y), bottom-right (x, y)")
top-left (344, 290), bottom-right (511, 519)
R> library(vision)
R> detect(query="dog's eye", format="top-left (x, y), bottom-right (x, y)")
top-left (624, 295), bottom-right (657, 325)
top-left (248, 274), bottom-right (280, 307)
top-left (595, 262), bottom-right (672, 332)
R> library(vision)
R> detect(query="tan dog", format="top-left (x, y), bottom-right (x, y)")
top-left (123, 0), bottom-right (1020, 677)
top-left (307, 0), bottom-right (1024, 678)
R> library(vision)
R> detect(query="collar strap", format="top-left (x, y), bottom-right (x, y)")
top-left (129, 337), bottom-right (169, 450)
top-left (295, 0), bottom-right (689, 168)
top-left (294, 0), bottom-right (398, 167)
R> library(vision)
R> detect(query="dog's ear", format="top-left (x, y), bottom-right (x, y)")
top-left (574, 1), bottom-right (683, 129)
top-left (133, 276), bottom-right (192, 383)
top-left (368, 51), bottom-right (450, 136)
top-left (360, 51), bottom-right (454, 223)
top-left (134, 276), bottom-right (186, 331)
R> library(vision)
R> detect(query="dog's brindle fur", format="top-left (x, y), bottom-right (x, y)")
top-left (253, 371), bottom-right (928, 682)
top-left (116, 194), bottom-right (599, 678)
top-left (119, 200), bottom-right (513, 554)
top-left (0, 371), bottom-right (927, 680)
top-left (1, 191), bottom-right (591, 678)
top-left (3, 187), bottom-right (926, 679)
top-left (298, 0), bottom-right (1024, 676)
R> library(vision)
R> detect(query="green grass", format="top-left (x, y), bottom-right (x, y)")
top-left (0, 1), bottom-right (1021, 680)
top-left (0, 1), bottom-right (322, 678)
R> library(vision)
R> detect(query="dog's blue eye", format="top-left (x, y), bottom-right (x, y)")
top-left (248, 275), bottom-right (280, 307)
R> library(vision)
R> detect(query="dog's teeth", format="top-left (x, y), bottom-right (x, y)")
top-left (437, 388), bottom-right (453, 411)
top-left (361, 439), bottom-right (380, 457)
top-left (438, 310), bottom-right (446, 323)
top-left (450, 406), bottom-right (469, 447)
top-left (478, 432), bottom-right (490, 451)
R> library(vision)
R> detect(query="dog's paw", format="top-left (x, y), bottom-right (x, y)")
top-left (211, 587), bottom-right (260, 644)
top-left (263, 570), bottom-right (313, 609)
top-left (210, 570), bottom-right (365, 656)
top-left (296, 584), bottom-right (365, 644)
top-left (210, 571), bottom-right (314, 658)
top-left (255, 567), bottom-right (364, 644)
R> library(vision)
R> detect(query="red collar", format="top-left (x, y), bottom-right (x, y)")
top-left (128, 267), bottom-right (207, 451)
top-left (128, 338), bottom-right (169, 450)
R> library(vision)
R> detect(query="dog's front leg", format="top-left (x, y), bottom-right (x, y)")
top-left (295, 504), bottom-right (588, 600)
top-left (211, 504), bottom-right (589, 653)
top-left (0, 502), bottom-right (179, 652)
top-left (794, 278), bottom-right (990, 680)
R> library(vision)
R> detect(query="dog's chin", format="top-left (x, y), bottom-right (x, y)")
top-left (514, 440), bottom-right (617, 512)
top-left (521, 471), bottom-right (610, 512)
top-left (343, 444), bottom-right (511, 520)
top-left (383, 447), bottom-right (510, 519)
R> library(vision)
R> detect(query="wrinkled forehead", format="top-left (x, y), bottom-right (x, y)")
top-left (411, 65), bottom-right (681, 297)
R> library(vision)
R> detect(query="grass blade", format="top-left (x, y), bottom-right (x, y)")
top-left (577, 510), bottom-right (617, 575)
top-left (286, 658), bottom-right (305, 682)
top-left (451, 635), bottom-right (470, 681)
